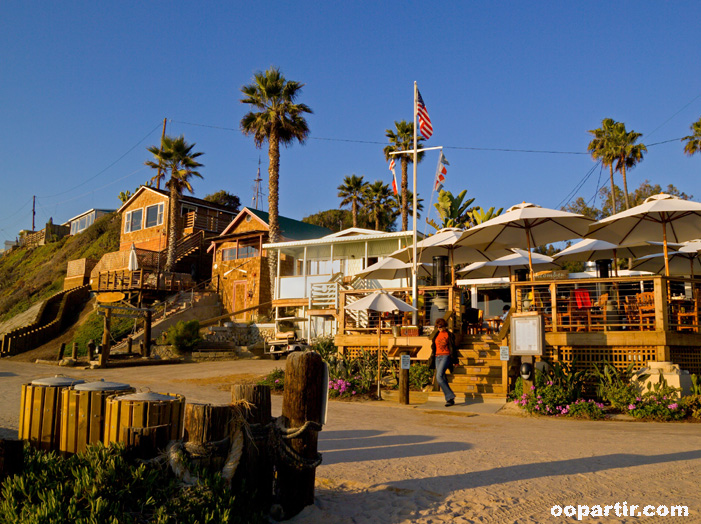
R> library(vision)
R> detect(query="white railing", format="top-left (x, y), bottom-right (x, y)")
top-left (309, 282), bottom-right (339, 309)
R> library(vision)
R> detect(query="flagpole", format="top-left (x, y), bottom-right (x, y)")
top-left (412, 81), bottom-right (419, 326)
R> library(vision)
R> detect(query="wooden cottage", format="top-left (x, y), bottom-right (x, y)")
top-left (209, 208), bottom-right (331, 321)
top-left (65, 208), bottom-right (115, 236)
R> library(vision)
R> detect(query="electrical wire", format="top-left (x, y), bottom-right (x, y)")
top-left (37, 122), bottom-right (162, 200)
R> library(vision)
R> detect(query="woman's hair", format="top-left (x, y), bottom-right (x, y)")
top-left (435, 318), bottom-right (447, 329)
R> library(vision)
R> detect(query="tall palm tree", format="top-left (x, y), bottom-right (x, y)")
top-left (145, 135), bottom-right (204, 272)
top-left (611, 123), bottom-right (646, 210)
top-left (588, 118), bottom-right (619, 215)
top-left (682, 116), bottom-right (701, 157)
top-left (383, 121), bottom-right (424, 231)
top-left (337, 174), bottom-right (368, 227)
top-left (363, 181), bottom-right (393, 231)
top-left (390, 190), bottom-right (423, 222)
top-left (240, 67), bottom-right (312, 296)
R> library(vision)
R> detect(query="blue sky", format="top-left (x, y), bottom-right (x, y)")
top-left (2, 1), bottom-right (701, 243)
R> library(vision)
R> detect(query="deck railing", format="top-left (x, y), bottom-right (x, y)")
top-left (511, 275), bottom-right (701, 333)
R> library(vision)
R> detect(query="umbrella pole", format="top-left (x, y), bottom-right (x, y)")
top-left (377, 324), bottom-right (382, 400)
top-left (613, 249), bottom-right (619, 277)
top-left (662, 221), bottom-right (670, 277)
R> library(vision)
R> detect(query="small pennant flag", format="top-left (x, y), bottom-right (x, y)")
top-left (434, 152), bottom-right (449, 192)
top-left (389, 158), bottom-right (398, 195)
top-left (417, 89), bottom-right (433, 140)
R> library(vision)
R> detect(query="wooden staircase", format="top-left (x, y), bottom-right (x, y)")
top-left (447, 336), bottom-right (508, 399)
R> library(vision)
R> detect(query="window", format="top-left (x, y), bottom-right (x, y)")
top-left (237, 240), bottom-right (259, 259)
top-left (145, 203), bottom-right (164, 228)
top-left (124, 209), bottom-right (143, 233)
top-left (181, 204), bottom-right (196, 216)
top-left (70, 221), bottom-right (78, 235)
top-left (78, 216), bottom-right (87, 232)
top-left (221, 248), bottom-right (236, 261)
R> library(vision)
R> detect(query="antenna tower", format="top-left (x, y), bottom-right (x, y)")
top-left (251, 157), bottom-right (265, 210)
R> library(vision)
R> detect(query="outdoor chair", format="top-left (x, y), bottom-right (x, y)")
top-left (587, 293), bottom-right (608, 331)
top-left (623, 296), bottom-right (640, 329)
top-left (636, 292), bottom-right (656, 330)
top-left (559, 295), bottom-right (584, 332)
top-left (677, 291), bottom-right (700, 332)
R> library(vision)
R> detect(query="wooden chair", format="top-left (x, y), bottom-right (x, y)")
top-left (677, 292), bottom-right (700, 332)
top-left (636, 292), bottom-right (656, 330)
top-left (559, 295), bottom-right (584, 332)
top-left (623, 296), bottom-right (639, 329)
top-left (588, 293), bottom-right (608, 331)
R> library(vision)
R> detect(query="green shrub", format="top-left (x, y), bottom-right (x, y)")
top-left (627, 392), bottom-right (686, 421)
top-left (409, 363), bottom-right (434, 391)
top-left (164, 320), bottom-right (201, 354)
top-left (681, 395), bottom-right (701, 420)
top-left (590, 361), bottom-right (646, 411)
top-left (566, 399), bottom-right (606, 420)
top-left (0, 443), bottom-right (265, 524)
top-left (257, 368), bottom-right (285, 391)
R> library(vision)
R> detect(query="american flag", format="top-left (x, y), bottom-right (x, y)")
top-left (417, 89), bottom-right (433, 140)
top-left (434, 152), bottom-right (448, 192)
top-left (389, 158), bottom-right (398, 195)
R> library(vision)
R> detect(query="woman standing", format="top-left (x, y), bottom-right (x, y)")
top-left (430, 318), bottom-right (459, 407)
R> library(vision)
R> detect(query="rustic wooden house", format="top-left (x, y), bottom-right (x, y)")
top-left (85, 186), bottom-right (237, 297)
top-left (65, 208), bottom-right (115, 236)
top-left (209, 208), bottom-right (332, 321)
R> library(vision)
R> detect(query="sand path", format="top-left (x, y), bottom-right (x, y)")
top-left (1, 360), bottom-right (698, 523)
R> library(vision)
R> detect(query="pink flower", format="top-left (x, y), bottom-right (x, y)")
top-left (628, 404), bottom-right (636, 410)
top-left (352, 391), bottom-right (356, 395)
top-left (669, 403), bottom-right (678, 410)
top-left (530, 385), bottom-right (536, 391)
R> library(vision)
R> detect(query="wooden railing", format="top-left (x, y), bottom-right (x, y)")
top-left (181, 212), bottom-right (229, 234)
top-left (511, 275), bottom-right (701, 334)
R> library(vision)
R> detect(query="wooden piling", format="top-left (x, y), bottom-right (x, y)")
top-left (231, 385), bottom-right (273, 513)
top-left (144, 310), bottom-right (152, 357)
top-left (399, 351), bottom-right (410, 405)
top-left (71, 342), bottom-right (78, 360)
top-left (99, 309), bottom-right (111, 368)
top-left (57, 343), bottom-right (66, 361)
top-left (277, 352), bottom-right (325, 518)
top-left (87, 340), bottom-right (96, 361)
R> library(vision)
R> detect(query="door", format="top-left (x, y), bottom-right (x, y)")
top-left (232, 280), bottom-right (248, 320)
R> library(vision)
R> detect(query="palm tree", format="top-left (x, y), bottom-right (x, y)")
top-left (683, 116), bottom-right (701, 157)
top-left (611, 123), bottom-right (646, 210)
top-left (363, 181), bottom-right (393, 231)
top-left (383, 121), bottom-right (424, 231)
top-left (240, 67), bottom-right (312, 296)
top-left (588, 118), bottom-right (619, 215)
top-left (145, 135), bottom-right (203, 272)
top-left (337, 174), bottom-right (368, 227)
top-left (427, 189), bottom-right (475, 231)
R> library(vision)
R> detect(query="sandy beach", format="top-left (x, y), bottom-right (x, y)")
top-left (1, 359), bottom-right (699, 523)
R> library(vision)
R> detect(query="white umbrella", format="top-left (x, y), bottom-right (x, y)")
top-left (587, 194), bottom-right (701, 276)
top-left (128, 243), bottom-right (139, 271)
top-left (458, 249), bottom-right (560, 279)
top-left (390, 228), bottom-right (511, 284)
top-left (356, 258), bottom-right (432, 281)
top-left (631, 251), bottom-right (701, 277)
top-left (457, 202), bottom-right (594, 279)
top-left (345, 291), bottom-right (416, 399)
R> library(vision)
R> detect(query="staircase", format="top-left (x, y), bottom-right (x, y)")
top-left (447, 336), bottom-right (508, 399)
top-left (161, 231), bottom-right (205, 265)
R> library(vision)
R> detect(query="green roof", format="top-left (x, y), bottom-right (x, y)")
top-left (247, 208), bottom-right (332, 241)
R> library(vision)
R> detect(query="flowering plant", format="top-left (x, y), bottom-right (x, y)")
top-left (627, 393), bottom-right (687, 421)
top-left (328, 376), bottom-right (364, 398)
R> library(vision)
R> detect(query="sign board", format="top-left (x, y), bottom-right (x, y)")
top-left (499, 346), bottom-right (510, 361)
top-left (96, 292), bottom-right (125, 303)
top-left (510, 313), bottom-right (543, 356)
top-left (533, 269), bottom-right (569, 281)
top-left (400, 354), bottom-right (411, 370)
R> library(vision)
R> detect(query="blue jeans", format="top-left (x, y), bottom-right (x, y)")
top-left (435, 355), bottom-right (455, 402)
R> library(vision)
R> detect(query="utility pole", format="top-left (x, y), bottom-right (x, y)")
top-left (156, 118), bottom-right (167, 189)
top-left (32, 196), bottom-right (36, 231)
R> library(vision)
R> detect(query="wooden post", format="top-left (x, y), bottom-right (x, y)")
top-left (144, 310), bottom-right (152, 358)
top-left (140, 340), bottom-right (146, 357)
top-left (99, 309), bottom-right (111, 368)
top-left (399, 351), bottom-right (410, 405)
top-left (0, 439), bottom-right (24, 482)
top-left (87, 339), bottom-right (96, 361)
top-left (231, 385), bottom-right (273, 512)
top-left (126, 337), bottom-right (133, 354)
top-left (57, 342), bottom-right (66, 361)
top-left (277, 352), bottom-right (325, 519)
top-left (123, 425), bottom-right (170, 460)
top-left (71, 342), bottom-right (78, 360)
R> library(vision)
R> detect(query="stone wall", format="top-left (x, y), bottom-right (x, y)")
top-left (204, 322), bottom-right (275, 347)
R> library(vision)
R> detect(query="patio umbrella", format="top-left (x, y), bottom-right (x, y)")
top-left (631, 251), bottom-right (701, 277)
top-left (356, 257), bottom-right (432, 281)
top-left (128, 243), bottom-right (139, 271)
top-left (345, 291), bottom-right (416, 399)
top-left (586, 194), bottom-right (701, 276)
top-left (389, 228), bottom-right (511, 284)
top-left (456, 202), bottom-right (594, 279)
top-left (457, 249), bottom-right (560, 279)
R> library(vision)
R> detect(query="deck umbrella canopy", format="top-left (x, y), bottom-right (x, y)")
top-left (356, 257), bottom-right (432, 281)
top-left (389, 228), bottom-right (511, 284)
top-left (631, 251), bottom-right (701, 277)
top-left (457, 249), bottom-right (560, 279)
top-left (456, 203), bottom-right (594, 279)
top-left (553, 238), bottom-right (671, 276)
top-left (345, 291), bottom-right (416, 399)
top-left (586, 194), bottom-right (701, 277)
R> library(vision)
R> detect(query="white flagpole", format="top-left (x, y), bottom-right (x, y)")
top-left (412, 81), bottom-right (419, 326)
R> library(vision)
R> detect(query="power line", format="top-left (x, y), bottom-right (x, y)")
top-left (37, 122), bottom-right (162, 200)
top-left (645, 91), bottom-right (701, 138)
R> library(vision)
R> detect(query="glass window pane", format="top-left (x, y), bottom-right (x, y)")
top-left (130, 209), bottom-right (143, 232)
top-left (145, 205), bottom-right (160, 228)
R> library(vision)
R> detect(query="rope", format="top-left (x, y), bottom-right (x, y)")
top-left (271, 417), bottom-right (323, 470)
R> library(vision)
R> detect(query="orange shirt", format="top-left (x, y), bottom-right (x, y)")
top-left (435, 330), bottom-right (450, 356)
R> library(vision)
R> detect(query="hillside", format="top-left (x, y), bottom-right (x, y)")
top-left (0, 212), bottom-right (120, 322)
